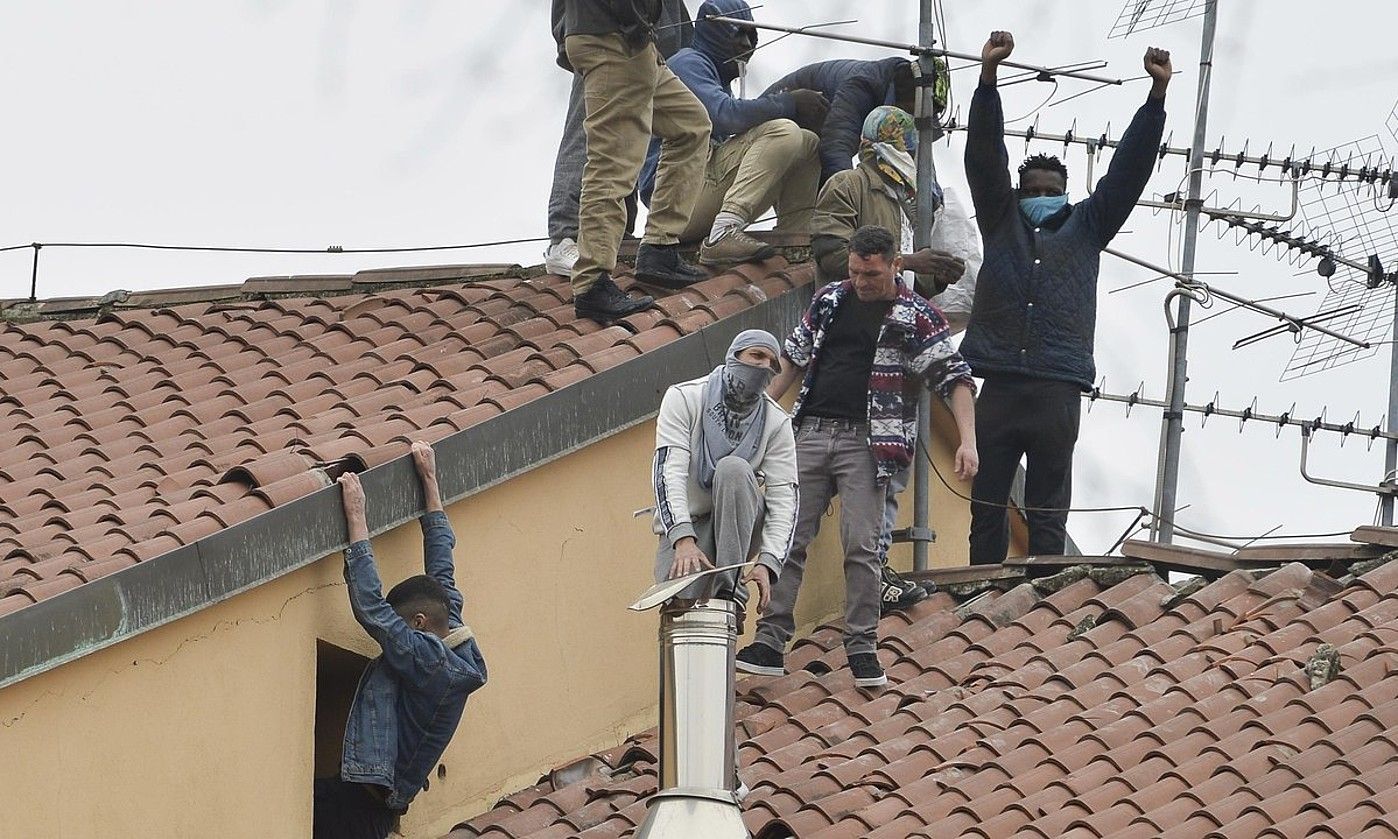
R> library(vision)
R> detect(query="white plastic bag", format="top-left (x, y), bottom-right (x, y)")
top-left (928, 185), bottom-right (981, 328)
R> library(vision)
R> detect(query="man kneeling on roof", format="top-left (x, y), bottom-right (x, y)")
top-left (639, 0), bottom-right (830, 269)
top-left (316, 442), bottom-right (487, 839)
top-left (651, 330), bottom-right (798, 620)
top-left (738, 225), bottom-right (978, 689)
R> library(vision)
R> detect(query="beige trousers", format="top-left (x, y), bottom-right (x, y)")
top-left (565, 34), bottom-right (711, 294)
top-left (680, 118), bottom-right (820, 243)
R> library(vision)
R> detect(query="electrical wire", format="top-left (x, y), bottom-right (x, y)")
top-left (1003, 80), bottom-right (1060, 126)
top-left (2, 236), bottom-right (550, 256)
top-left (916, 437), bottom-right (1361, 546)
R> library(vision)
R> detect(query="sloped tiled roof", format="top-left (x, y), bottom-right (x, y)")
top-left (0, 255), bottom-right (811, 618)
top-left (449, 554), bottom-right (1398, 839)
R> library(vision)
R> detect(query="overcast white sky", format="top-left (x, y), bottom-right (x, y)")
top-left (3, 1), bottom-right (1396, 555)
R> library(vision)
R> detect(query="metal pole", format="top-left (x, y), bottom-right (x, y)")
top-left (1151, 1), bottom-right (1217, 544)
top-left (911, 0), bottom-right (938, 571)
top-left (29, 243), bottom-right (41, 302)
top-left (1384, 282), bottom-right (1398, 526)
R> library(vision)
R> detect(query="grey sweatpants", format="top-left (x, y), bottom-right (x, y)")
top-left (754, 418), bottom-right (884, 657)
top-left (654, 456), bottom-right (765, 608)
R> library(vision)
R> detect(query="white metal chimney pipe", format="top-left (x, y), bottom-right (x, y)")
top-left (634, 599), bottom-right (749, 839)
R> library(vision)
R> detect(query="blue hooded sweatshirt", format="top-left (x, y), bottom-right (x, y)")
top-left (638, 0), bottom-right (796, 204)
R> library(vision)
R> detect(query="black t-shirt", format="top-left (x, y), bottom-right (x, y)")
top-left (800, 296), bottom-right (891, 421)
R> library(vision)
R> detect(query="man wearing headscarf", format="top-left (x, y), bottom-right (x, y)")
top-left (811, 106), bottom-right (967, 297)
top-left (651, 330), bottom-right (798, 611)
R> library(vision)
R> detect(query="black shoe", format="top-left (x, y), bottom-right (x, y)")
top-left (574, 273), bottom-right (655, 324)
top-left (735, 642), bottom-right (785, 677)
top-left (634, 243), bottom-right (706, 289)
top-left (849, 652), bottom-right (887, 688)
top-left (879, 565), bottom-right (929, 615)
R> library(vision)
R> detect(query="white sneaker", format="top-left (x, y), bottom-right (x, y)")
top-left (544, 238), bottom-right (580, 276)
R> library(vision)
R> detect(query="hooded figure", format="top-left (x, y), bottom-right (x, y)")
top-left (638, 0), bottom-right (828, 267)
top-left (651, 329), bottom-right (798, 606)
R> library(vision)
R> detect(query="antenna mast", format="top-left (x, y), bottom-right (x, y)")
top-left (1151, 0), bottom-right (1218, 543)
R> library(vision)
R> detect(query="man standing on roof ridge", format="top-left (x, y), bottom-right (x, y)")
top-left (316, 442), bottom-right (486, 839)
top-left (961, 31), bottom-right (1171, 566)
top-left (543, 0), bottom-right (694, 279)
top-left (809, 104), bottom-right (978, 615)
top-left (552, 0), bottom-right (712, 324)
top-left (738, 225), bottom-right (978, 689)
top-left (639, 0), bottom-right (829, 268)
top-left (651, 329), bottom-right (797, 620)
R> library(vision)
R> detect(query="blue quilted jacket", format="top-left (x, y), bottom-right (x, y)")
top-left (762, 57), bottom-right (906, 184)
top-left (960, 82), bottom-right (1165, 389)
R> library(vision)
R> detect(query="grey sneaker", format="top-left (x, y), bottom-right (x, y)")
top-left (699, 228), bottom-right (777, 267)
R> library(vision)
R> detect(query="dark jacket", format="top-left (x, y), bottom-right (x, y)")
top-left (551, 0), bottom-right (665, 68)
top-left (959, 82), bottom-right (1165, 389)
top-left (339, 512), bottom-right (487, 811)
top-left (638, 0), bottom-right (795, 203)
top-left (762, 57), bottom-right (907, 184)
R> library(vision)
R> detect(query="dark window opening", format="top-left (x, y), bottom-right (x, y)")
top-left (314, 639), bottom-right (371, 779)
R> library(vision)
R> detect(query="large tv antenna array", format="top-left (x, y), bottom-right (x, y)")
top-left (709, 0), bottom-right (1398, 545)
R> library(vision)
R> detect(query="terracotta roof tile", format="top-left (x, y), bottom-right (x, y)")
top-left (453, 559), bottom-right (1398, 839)
top-left (0, 258), bottom-right (811, 616)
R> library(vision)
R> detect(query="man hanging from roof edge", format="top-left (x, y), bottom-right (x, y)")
top-left (738, 225), bottom-right (978, 689)
top-left (315, 442), bottom-right (486, 839)
top-left (651, 330), bottom-right (797, 625)
top-left (543, 0), bottom-right (694, 279)
top-left (638, 0), bottom-right (830, 268)
top-left (553, 0), bottom-right (712, 324)
top-left (962, 31), bottom-right (1171, 566)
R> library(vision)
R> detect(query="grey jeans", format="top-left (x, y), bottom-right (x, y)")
top-left (654, 456), bottom-right (764, 607)
top-left (754, 417), bottom-right (884, 657)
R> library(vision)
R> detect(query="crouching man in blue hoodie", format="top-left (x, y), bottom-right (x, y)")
top-left (314, 441), bottom-right (487, 839)
top-left (639, 0), bottom-right (830, 269)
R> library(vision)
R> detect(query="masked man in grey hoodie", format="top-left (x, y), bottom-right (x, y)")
top-left (651, 330), bottom-right (798, 614)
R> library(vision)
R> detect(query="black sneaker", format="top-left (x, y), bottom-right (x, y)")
top-left (574, 273), bottom-right (655, 324)
top-left (634, 242), bottom-right (706, 289)
top-left (735, 642), bottom-right (785, 677)
top-left (879, 565), bottom-right (929, 615)
top-left (849, 652), bottom-right (887, 688)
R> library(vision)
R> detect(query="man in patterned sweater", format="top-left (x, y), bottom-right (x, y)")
top-left (737, 225), bottom-right (978, 688)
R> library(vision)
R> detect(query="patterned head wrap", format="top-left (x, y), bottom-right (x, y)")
top-left (859, 106), bottom-right (920, 204)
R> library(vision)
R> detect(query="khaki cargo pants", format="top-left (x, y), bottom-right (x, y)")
top-left (565, 34), bottom-right (710, 295)
top-left (680, 118), bottom-right (820, 243)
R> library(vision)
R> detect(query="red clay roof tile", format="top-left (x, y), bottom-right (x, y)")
top-left (451, 559), bottom-right (1398, 838)
top-left (0, 259), bottom-right (811, 621)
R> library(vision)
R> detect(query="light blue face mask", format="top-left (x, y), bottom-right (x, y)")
top-left (1019, 194), bottom-right (1069, 225)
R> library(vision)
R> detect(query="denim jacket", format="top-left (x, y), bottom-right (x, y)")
top-left (339, 511), bottom-right (487, 811)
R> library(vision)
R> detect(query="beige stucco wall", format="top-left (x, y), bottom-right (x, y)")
top-left (0, 400), bottom-right (1003, 839)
